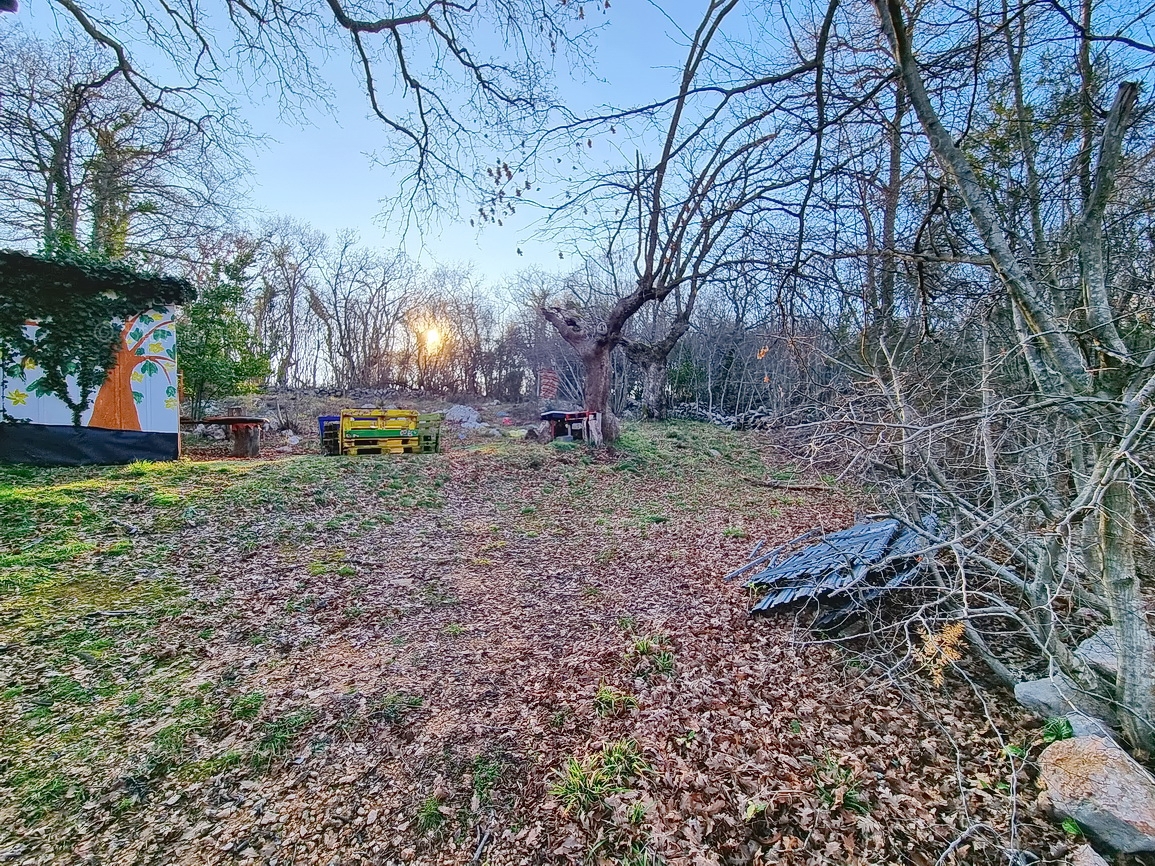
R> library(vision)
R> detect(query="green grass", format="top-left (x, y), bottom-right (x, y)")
top-left (594, 684), bottom-right (638, 717)
top-left (178, 750), bottom-right (243, 781)
top-left (550, 739), bottom-right (652, 816)
top-left (416, 796), bottom-right (444, 833)
top-left (653, 650), bottom-right (675, 674)
top-left (370, 692), bottom-right (423, 724)
top-left (421, 582), bottom-right (458, 606)
top-left (472, 754), bottom-right (505, 806)
top-left (627, 634), bottom-right (674, 678)
top-left (251, 708), bottom-right (316, 768)
top-left (619, 842), bottom-right (660, 866)
top-left (813, 753), bottom-right (870, 815)
top-left (152, 696), bottom-right (217, 757)
top-left (0, 421), bottom-right (786, 838)
top-left (630, 635), bottom-right (658, 656)
top-left (7, 768), bottom-right (80, 819)
top-left (230, 691), bottom-right (265, 721)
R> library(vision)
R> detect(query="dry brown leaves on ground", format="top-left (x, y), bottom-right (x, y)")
top-left (0, 423), bottom-right (1066, 865)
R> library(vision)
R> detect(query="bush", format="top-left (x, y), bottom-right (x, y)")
top-left (179, 249), bottom-right (269, 419)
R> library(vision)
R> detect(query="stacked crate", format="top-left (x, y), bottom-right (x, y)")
top-left (319, 410), bottom-right (443, 456)
top-left (340, 409), bottom-right (420, 455)
top-left (417, 413), bottom-right (443, 454)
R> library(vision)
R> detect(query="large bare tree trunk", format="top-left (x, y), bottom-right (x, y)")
top-left (1101, 468), bottom-right (1155, 749)
top-left (622, 318), bottom-right (692, 421)
top-left (541, 306), bottom-right (622, 442)
top-left (582, 345), bottom-right (620, 441)
top-left (639, 361), bottom-right (667, 420)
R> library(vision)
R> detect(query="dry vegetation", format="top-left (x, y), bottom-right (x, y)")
top-left (1, 423), bottom-right (1070, 864)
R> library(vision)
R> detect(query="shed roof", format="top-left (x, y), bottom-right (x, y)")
top-left (0, 249), bottom-right (196, 308)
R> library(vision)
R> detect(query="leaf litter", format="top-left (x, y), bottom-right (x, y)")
top-left (0, 423), bottom-right (1065, 864)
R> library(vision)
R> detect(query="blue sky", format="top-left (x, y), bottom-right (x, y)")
top-left (238, 0), bottom-right (701, 279)
top-left (14, 0), bottom-right (707, 282)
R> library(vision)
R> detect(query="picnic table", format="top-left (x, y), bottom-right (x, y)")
top-left (184, 412), bottom-right (269, 457)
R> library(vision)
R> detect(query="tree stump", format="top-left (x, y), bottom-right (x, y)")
top-left (232, 423), bottom-right (261, 458)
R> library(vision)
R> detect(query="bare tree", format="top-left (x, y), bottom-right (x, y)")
top-left (44, 0), bottom-right (593, 216)
top-left (307, 238), bottom-right (419, 388)
top-left (866, 0), bottom-right (1155, 752)
top-left (541, 0), bottom-right (840, 438)
top-left (0, 28), bottom-right (241, 259)
top-left (251, 219), bottom-right (327, 387)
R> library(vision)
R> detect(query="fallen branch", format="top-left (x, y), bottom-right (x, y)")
top-left (742, 476), bottom-right (834, 492)
top-left (471, 827), bottom-right (491, 863)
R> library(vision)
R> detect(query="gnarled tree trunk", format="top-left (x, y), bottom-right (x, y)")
top-left (541, 305), bottom-right (621, 442)
top-left (622, 307), bottom-right (693, 421)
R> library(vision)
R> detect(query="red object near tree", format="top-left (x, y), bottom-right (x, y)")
top-left (539, 369), bottom-right (559, 400)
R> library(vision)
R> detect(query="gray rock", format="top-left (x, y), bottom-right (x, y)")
top-left (1039, 735), bottom-right (1155, 853)
top-left (1068, 844), bottom-right (1109, 866)
top-left (1066, 712), bottom-right (1115, 741)
top-left (1015, 674), bottom-right (1117, 727)
top-left (444, 404), bottom-right (480, 424)
top-left (1076, 628), bottom-right (1119, 680)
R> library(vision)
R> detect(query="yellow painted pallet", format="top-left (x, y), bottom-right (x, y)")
top-left (323, 408), bottom-right (443, 456)
top-left (344, 438), bottom-right (420, 455)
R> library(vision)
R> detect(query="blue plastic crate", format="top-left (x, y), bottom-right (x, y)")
top-left (318, 415), bottom-right (340, 439)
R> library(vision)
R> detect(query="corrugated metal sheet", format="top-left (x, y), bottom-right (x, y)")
top-left (740, 516), bottom-right (937, 618)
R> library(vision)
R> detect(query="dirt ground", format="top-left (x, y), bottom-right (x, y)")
top-left (1, 423), bottom-right (1072, 864)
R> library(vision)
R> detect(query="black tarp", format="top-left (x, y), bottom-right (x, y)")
top-left (0, 422), bottom-right (179, 466)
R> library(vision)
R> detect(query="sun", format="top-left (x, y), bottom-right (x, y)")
top-left (424, 327), bottom-right (442, 352)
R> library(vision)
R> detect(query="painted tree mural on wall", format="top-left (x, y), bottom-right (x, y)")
top-left (1, 307), bottom-right (178, 432)
top-left (88, 311), bottom-right (177, 430)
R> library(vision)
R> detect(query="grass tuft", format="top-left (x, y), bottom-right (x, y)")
top-left (251, 708), bottom-right (316, 768)
top-left (230, 691), bottom-right (265, 721)
top-left (550, 739), bottom-right (652, 816)
top-left (415, 796), bottom-right (444, 833)
top-left (594, 683), bottom-right (638, 717)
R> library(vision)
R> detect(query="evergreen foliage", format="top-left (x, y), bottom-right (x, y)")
top-left (178, 250), bottom-right (270, 420)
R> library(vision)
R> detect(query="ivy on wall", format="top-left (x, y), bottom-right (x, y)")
top-left (0, 249), bottom-right (194, 426)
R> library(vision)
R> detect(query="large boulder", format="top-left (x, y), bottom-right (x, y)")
top-left (1015, 674), bottom-right (1117, 727)
top-left (1038, 736), bottom-right (1155, 853)
top-left (1075, 628), bottom-right (1118, 681)
top-left (444, 404), bottom-right (481, 425)
top-left (1066, 712), bottom-right (1114, 741)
